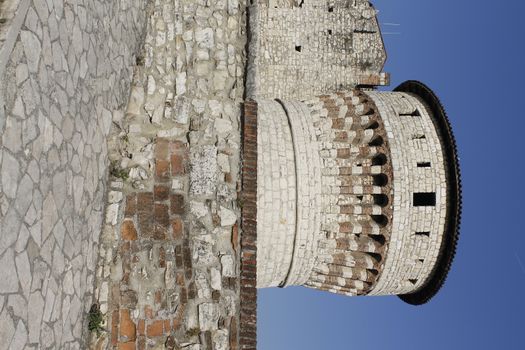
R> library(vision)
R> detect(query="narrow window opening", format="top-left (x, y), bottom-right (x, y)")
top-left (295, 45), bottom-right (302, 52)
top-left (412, 134), bottom-right (426, 140)
top-left (400, 109), bottom-right (421, 117)
top-left (409, 279), bottom-right (418, 285)
top-left (417, 162), bottom-right (431, 168)
top-left (415, 231), bottom-right (430, 237)
top-left (354, 29), bottom-right (375, 34)
top-left (356, 195), bottom-right (364, 201)
top-left (413, 193), bottom-right (436, 207)
top-left (418, 259), bottom-right (425, 263)
top-left (328, 6), bottom-right (334, 12)
top-left (298, 0), bottom-right (305, 7)
top-left (328, 29), bottom-right (333, 35)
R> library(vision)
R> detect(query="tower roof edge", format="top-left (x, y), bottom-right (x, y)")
top-left (394, 80), bottom-right (462, 305)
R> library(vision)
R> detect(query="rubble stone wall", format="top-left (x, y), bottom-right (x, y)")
top-left (90, 0), bottom-right (248, 349)
top-left (247, 0), bottom-right (388, 100)
top-left (0, 0), bottom-right (148, 348)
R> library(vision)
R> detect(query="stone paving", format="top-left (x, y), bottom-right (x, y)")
top-left (0, 0), bottom-right (148, 348)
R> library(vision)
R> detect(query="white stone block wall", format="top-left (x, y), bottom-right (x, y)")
top-left (303, 92), bottom-right (394, 296)
top-left (365, 91), bottom-right (448, 296)
top-left (256, 100), bottom-right (297, 287)
top-left (247, 0), bottom-right (386, 100)
top-left (255, 89), bottom-right (452, 299)
top-left (279, 101), bottom-right (322, 287)
top-left (256, 99), bottom-right (323, 288)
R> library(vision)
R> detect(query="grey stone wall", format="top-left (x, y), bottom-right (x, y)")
top-left (0, 0), bottom-right (148, 348)
top-left (247, 0), bottom-right (388, 100)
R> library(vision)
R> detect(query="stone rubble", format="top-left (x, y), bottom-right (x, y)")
top-left (89, 0), bottom-right (247, 348)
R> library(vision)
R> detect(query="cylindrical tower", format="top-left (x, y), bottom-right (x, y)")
top-left (255, 81), bottom-right (461, 304)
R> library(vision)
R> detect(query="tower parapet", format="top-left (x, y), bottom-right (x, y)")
top-left (254, 81), bottom-right (461, 304)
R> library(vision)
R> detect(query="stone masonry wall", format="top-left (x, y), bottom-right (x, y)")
top-left (247, 0), bottom-right (388, 100)
top-left (365, 91), bottom-right (448, 296)
top-left (303, 91), bottom-right (394, 296)
top-left (254, 90), bottom-right (450, 298)
top-left (255, 100), bottom-right (296, 288)
top-left (0, 0), bottom-right (148, 348)
top-left (255, 100), bottom-right (322, 288)
top-left (90, 0), bottom-right (247, 349)
top-left (255, 92), bottom-right (393, 294)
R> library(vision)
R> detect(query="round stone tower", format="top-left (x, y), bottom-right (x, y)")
top-left (254, 81), bottom-right (461, 305)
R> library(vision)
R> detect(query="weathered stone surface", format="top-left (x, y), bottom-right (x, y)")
top-left (219, 207), bottom-right (236, 227)
top-left (0, 0), bottom-right (149, 348)
top-left (41, 193), bottom-right (58, 243)
top-left (220, 255), bottom-right (236, 277)
top-left (0, 207), bottom-right (21, 255)
top-left (46, 0), bottom-right (249, 348)
top-left (27, 292), bottom-right (44, 343)
top-left (0, 309), bottom-right (16, 350)
top-left (198, 303), bottom-right (219, 331)
top-left (213, 329), bottom-right (229, 350)
top-left (15, 252), bottom-right (31, 297)
top-left (0, 250), bottom-right (19, 293)
top-left (190, 146), bottom-right (218, 196)
top-left (195, 28), bottom-right (215, 49)
top-left (1, 151), bottom-right (20, 199)
top-left (20, 31), bottom-right (42, 72)
top-left (8, 321), bottom-right (28, 350)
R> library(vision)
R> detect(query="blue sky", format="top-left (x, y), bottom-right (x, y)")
top-left (258, 1), bottom-right (525, 349)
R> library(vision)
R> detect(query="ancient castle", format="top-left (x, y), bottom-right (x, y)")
top-left (0, 0), bottom-right (461, 349)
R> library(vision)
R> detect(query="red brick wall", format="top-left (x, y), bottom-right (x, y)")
top-left (240, 101), bottom-right (258, 350)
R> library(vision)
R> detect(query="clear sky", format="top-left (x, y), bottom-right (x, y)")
top-left (258, 1), bottom-right (525, 349)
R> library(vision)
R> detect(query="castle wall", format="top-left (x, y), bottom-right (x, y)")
top-left (88, 0), bottom-right (249, 349)
top-left (0, 0), bottom-right (148, 347)
top-left (256, 100), bottom-right (297, 287)
top-left (256, 99), bottom-right (322, 288)
top-left (363, 91), bottom-right (448, 296)
top-left (255, 89), bottom-right (452, 299)
top-left (247, 0), bottom-right (388, 100)
top-left (303, 91), bottom-right (394, 296)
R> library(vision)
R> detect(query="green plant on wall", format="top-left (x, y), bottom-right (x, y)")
top-left (88, 303), bottom-right (105, 336)
top-left (109, 160), bottom-right (129, 180)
